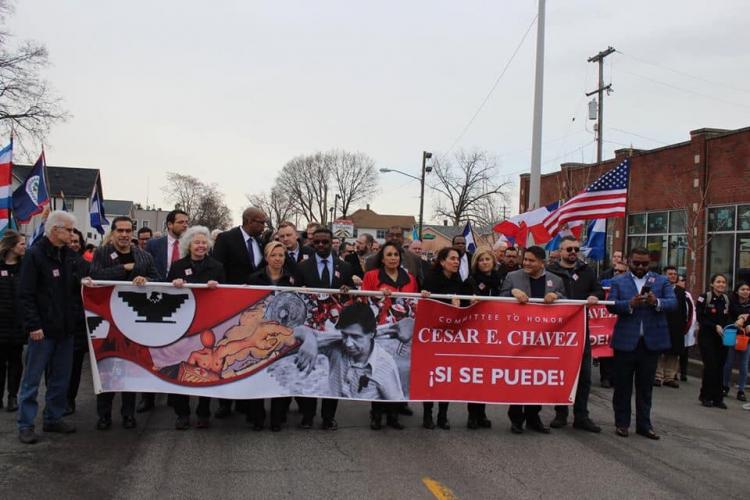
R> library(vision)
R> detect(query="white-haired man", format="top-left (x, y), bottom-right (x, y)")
top-left (17, 211), bottom-right (86, 444)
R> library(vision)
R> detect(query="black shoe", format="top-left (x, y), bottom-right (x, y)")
top-left (250, 421), bottom-right (264, 431)
top-left (422, 414), bottom-right (435, 430)
top-left (467, 417), bottom-right (479, 430)
top-left (714, 401), bottom-right (728, 409)
top-left (19, 428), bottom-right (38, 444)
top-left (701, 400), bottom-right (714, 408)
top-left (663, 380), bottom-right (680, 388)
top-left (615, 426), bottom-right (629, 437)
top-left (738, 391), bottom-right (747, 402)
top-left (122, 416), bottom-right (137, 429)
top-left (636, 428), bottom-right (660, 440)
top-left (549, 413), bottom-right (568, 429)
top-left (321, 419), bottom-right (338, 431)
top-left (63, 400), bottom-right (75, 416)
top-left (437, 417), bottom-right (450, 430)
top-left (723, 386), bottom-right (730, 396)
top-left (136, 398), bottom-right (154, 414)
top-left (653, 379), bottom-right (662, 387)
top-left (175, 416), bottom-right (190, 430)
top-left (526, 420), bottom-right (550, 434)
top-left (370, 414), bottom-right (383, 430)
top-left (196, 417), bottom-right (210, 429)
top-left (43, 421), bottom-right (76, 433)
top-left (214, 406), bottom-right (232, 419)
top-left (96, 417), bottom-right (112, 430)
top-left (299, 418), bottom-right (313, 430)
top-left (398, 404), bottom-right (414, 416)
top-left (270, 424), bottom-right (282, 432)
top-left (386, 415), bottom-right (405, 430)
top-left (573, 418), bottom-right (602, 433)
top-left (680, 374), bottom-right (688, 382)
top-left (6, 396), bottom-right (18, 412)
top-left (478, 417), bottom-right (492, 428)
top-left (510, 422), bottom-right (524, 434)
top-left (600, 380), bottom-right (612, 389)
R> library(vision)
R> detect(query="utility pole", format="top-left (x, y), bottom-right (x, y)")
top-left (528, 0), bottom-right (546, 210)
top-left (586, 46), bottom-right (615, 163)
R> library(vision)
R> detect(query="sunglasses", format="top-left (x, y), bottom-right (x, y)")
top-left (563, 247), bottom-right (580, 253)
top-left (631, 261), bottom-right (650, 267)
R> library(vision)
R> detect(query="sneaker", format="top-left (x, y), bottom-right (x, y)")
top-left (42, 421), bottom-right (76, 433)
top-left (19, 428), bottom-right (38, 444)
top-left (175, 416), bottom-right (190, 430)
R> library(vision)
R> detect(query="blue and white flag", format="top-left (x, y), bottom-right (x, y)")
top-left (89, 178), bottom-right (108, 235)
top-left (462, 221), bottom-right (476, 253)
top-left (29, 221), bottom-right (45, 247)
top-left (12, 151), bottom-right (49, 224)
top-left (582, 219), bottom-right (606, 261)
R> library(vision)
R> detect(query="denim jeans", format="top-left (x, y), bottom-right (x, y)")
top-left (17, 336), bottom-right (74, 430)
top-left (723, 347), bottom-right (750, 392)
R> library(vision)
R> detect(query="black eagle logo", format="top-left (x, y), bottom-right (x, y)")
top-left (86, 316), bottom-right (104, 333)
top-left (118, 291), bottom-right (189, 323)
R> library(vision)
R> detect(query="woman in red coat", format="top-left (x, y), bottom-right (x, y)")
top-left (361, 242), bottom-right (418, 430)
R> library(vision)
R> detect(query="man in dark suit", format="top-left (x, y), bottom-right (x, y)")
top-left (277, 221), bottom-right (314, 274)
top-left (500, 245), bottom-right (566, 435)
top-left (451, 234), bottom-right (473, 282)
top-left (211, 206), bottom-right (269, 418)
top-left (294, 227), bottom-right (355, 431)
top-left (654, 265), bottom-right (688, 388)
top-left (606, 247), bottom-right (676, 440)
top-left (138, 209), bottom-right (189, 413)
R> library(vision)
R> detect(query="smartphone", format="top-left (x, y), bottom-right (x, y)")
top-left (640, 285), bottom-right (651, 295)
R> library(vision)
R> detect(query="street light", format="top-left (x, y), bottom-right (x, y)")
top-left (379, 150), bottom-right (432, 240)
top-left (332, 193), bottom-right (341, 222)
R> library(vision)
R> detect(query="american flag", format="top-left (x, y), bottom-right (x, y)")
top-left (543, 159), bottom-right (630, 236)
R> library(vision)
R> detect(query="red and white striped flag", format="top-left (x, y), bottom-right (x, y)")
top-left (543, 159), bottom-right (630, 236)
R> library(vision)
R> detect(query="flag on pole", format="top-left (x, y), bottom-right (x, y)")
top-left (462, 221), bottom-right (476, 253)
top-left (542, 159), bottom-right (630, 236)
top-left (89, 175), bottom-right (108, 234)
top-left (0, 140), bottom-right (12, 235)
top-left (60, 191), bottom-right (69, 212)
top-left (12, 151), bottom-right (49, 224)
top-left (493, 201), bottom-right (558, 247)
top-left (582, 219), bottom-right (606, 261)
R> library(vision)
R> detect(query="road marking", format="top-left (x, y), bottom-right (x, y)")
top-left (422, 477), bottom-right (457, 500)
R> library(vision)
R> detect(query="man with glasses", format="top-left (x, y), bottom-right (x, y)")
top-left (606, 247), bottom-right (676, 440)
top-left (17, 211), bottom-right (86, 444)
top-left (212, 206), bottom-right (270, 418)
top-left (137, 227), bottom-right (152, 249)
top-left (546, 237), bottom-right (604, 432)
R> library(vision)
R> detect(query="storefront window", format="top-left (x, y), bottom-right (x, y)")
top-left (627, 236), bottom-right (645, 253)
top-left (738, 206), bottom-right (750, 231)
top-left (708, 206), bottom-right (735, 232)
top-left (627, 214), bottom-right (646, 235)
top-left (706, 234), bottom-right (734, 285)
top-left (668, 234), bottom-right (688, 276)
top-left (627, 210), bottom-right (686, 272)
top-left (646, 235), bottom-right (668, 271)
top-left (669, 210), bottom-right (687, 234)
top-left (647, 212), bottom-right (668, 233)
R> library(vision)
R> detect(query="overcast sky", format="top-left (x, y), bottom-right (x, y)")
top-left (10, 0), bottom-right (750, 225)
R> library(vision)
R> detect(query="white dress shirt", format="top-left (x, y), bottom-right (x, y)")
top-left (240, 226), bottom-right (262, 267)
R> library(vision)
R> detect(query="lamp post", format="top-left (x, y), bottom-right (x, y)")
top-left (332, 193), bottom-right (341, 222)
top-left (379, 151), bottom-right (432, 240)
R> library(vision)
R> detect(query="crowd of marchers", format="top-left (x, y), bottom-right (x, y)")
top-left (1, 206), bottom-right (748, 445)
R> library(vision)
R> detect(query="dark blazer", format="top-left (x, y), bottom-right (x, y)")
top-left (145, 235), bottom-right (169, 280)
top-left (90, 244), bottom-right (160, 282)
top-left (345, 251), bottom-right (370, 279)
top-left (249, 267), bottom-right (295, 287)
top-left (294, 253), bottom-right (354, 289)
top-left (167, 256), bottom-right (226, 284)
top-left (606, 272), bottom-right (677, 352)
top-left (283, 244), bottom-right (315, 275)
top-left (19, 237), bottom-right (86, 339)
top-left (213, 226), bottom-right (266, 285)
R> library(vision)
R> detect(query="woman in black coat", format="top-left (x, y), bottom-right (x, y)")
top-left (467, 249), bottom-right (502, 430)
top-left (696, 273), bottom-right (731, 409)
top-left (247, 241), bottom-right (295, 432)
top-left (168, 226), bottom-right (226, 430)
top-left (420, 246), bottom-right (473, 430)
top-left (63, 228), bottom-right (90, 415)
top-left (0, 230), bottom-right (26, 412)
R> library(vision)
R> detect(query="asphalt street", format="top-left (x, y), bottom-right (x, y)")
top-left (0, 360), bottom-right (748, 500)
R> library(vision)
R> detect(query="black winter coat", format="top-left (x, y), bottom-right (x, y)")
top-left (0, 260), bottom-right (24, 344)
top-left (19, 237), bottom-right (86, 339)
top-left (664, 285), bottom-right (689, 355)
top-left (546, 260), bottom-right (605, 301)
top-left (471, 270), bottom-right (503, 297)
top-left (422, 268), bottom-right (473, 306)
top-left (167, 256), bottom-right (226, 284)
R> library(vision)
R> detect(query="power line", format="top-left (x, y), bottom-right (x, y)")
top-left (609, 127), bottom-right (670, 145)
top-left (439, 14), bottom-right (538, 160)
top-left (617, 50), bottom-right (750, 96)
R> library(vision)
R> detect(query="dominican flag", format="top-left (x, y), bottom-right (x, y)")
top-left (0, 140), bottom-right (12, 235)
top-left (462, 221), bottom-right (476, 253)
top-left (494, 201), bottom-right (558, 248)
top-left (12, 151), bottom-right (49, 224)
top-left (543, 159), bottom-right (630, 236)
top-left (545, 220), bottom-right (585, 251)
top-left (89, 176), bottom-right (108, 234)
top-left (582, 219), bottom-right (606, 261)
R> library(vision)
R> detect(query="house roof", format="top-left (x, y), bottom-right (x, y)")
top-left (349, 208), bottom-right (416, 229)
top-left (422, 224), bottom-right (464, 239)
top-left (13, 164), bottom-right (99, 198)
top-left (103, 199), bottom-right (134, 216)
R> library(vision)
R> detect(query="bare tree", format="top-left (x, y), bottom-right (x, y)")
top-left (246, 185), bottom-right (295, 230)
top-left (331, 150), bottom-right (378, 218)
top-left (431, 149), bottom-right (511, 226)
top-left (0, 2), bottom-right (67, 156)
top-left (162, 172), bottom-right (232, 230)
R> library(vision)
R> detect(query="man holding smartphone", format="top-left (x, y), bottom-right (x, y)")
top-left (606, 247), bottom-right (676, 440)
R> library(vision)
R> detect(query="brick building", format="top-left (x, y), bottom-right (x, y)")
top-left (519, 126), bottom-right (750, 294)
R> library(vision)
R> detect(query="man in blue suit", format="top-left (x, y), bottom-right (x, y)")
top-left (139, 209), bottom-right (189, 412)
top-left (606, 247), bottom-right (676, 440)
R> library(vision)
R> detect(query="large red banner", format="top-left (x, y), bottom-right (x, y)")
top-left (410, 300), bottom-right (586, 405)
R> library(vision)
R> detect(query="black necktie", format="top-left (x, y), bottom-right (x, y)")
top-left (321, 259), bottom-right (330, 286)
top-left (246, 237), bottom-right (256, 268)
top-left (288, 251), bottom-right (295, 262)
